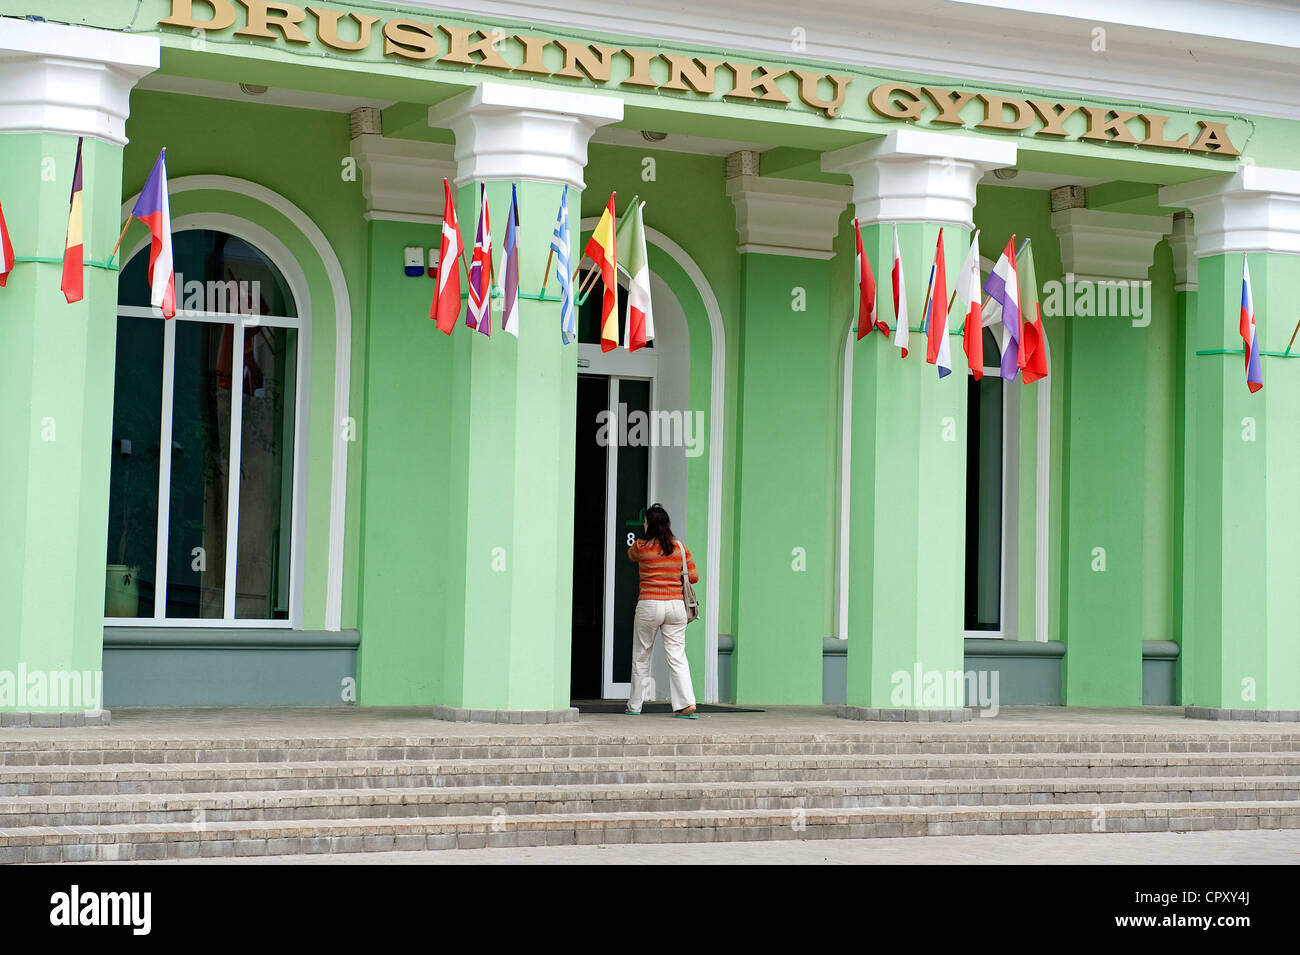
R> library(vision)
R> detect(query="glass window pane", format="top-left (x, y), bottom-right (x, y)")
top-left (166, 321), bottom-right (233, 618)
top-left (119, 230), bottom-right (296, 317)
top-left (964, 375), bottom-right (1003, 631)
top-left (105, 316), bottom-right (164, 618)
top-left (612, 378), bottom-right (652, 685)
top-left (235, 326), bottom-right (297, 620)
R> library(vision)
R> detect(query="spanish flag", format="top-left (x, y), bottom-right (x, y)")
top-left (584, 192), bottom-right (618, 352)
top-left (61, 137), bottom-right (84, 304)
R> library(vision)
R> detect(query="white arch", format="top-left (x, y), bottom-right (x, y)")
top-left (581, 216), bottom-right (726, 701)
top-left (122, 176), bottom-right (353, 631)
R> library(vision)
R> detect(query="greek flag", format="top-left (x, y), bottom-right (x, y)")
top-left (551, 185), bottom-right (577, 344)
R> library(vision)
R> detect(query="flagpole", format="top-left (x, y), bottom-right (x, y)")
top-left (107, 218), bottom-right (132, 266)
top-left (539, 247), bottom-right (555, 296)
top-left (1286, 316), bottom-right (1300, 356)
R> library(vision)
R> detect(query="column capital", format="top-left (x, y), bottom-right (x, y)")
top-left (725, 175), bottom-right (850, 259)
top-left (352, 134), bottom-right (457, 225)
top-left (1159, 166), bottom-right (1300, 256)
top-left (428, 82), bottom-right (623, 189)
top-left (1168, 212), bottom-right (1198, 292)
top-left (1050, 208), bottom-right (1172, 283)
top-left (821, 128), bottom-right (1016, 229)
top-left (0, 18), bottom-right (159, 146)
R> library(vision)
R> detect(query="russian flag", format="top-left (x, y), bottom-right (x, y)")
top-left (924, 228), bottom-right (952, 378)
top-left (0, 199), bottom-right (13, 288)
top-left (891, 224), bottom-right (909, 358)
top-left (1241, 258), bottom-right (1263, 394)
top-left (983, 236), bottom-right (1021, 381)
top-left (131, 149), bottom-right (175, 319)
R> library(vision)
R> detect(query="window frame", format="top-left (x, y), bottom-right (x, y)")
top-left (105, 221), bottom-right (310, 629)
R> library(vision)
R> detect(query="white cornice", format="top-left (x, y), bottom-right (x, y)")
top-left (0, 18), bottom-right (159, 145)
top-left (823, 127), bottom-right (1016, 229)
top-left (1160, 166), bottom-right (1300, 256)
top-left (1051, 208), bottom-right (1172, 282)
top-left (353, 134), bottom-right (457, 224)
top-left (1168, 213), bottom-right (1198, 291)
top-left (429, 82), bottom-right (623, 188)
top-left (725, 175), bottom-right (850, 259)
top-left (413, 0), bottom-right (1300, 121)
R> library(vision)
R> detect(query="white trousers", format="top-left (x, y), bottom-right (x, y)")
top-left (627, 599), bottom-right (696, 713)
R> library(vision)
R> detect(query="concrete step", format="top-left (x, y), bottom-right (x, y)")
top-left (3, 733), bottom-right (1298, 766)
top-left (1, 776), bottom-right (1297, 827)
top-left (5, 751), bottom-right (1300, 798)
top-left (4, 800), bottom-right (1298, 863)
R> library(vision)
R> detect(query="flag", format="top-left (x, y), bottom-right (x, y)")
top-left (924, 228), bottom-right (952, 378)
top-left (130, 148), bottom-right (176, 319)
top-left (1018, 240), bottom-right (1048, 384)
top-left (585, 192), bottom-right (618, 352)
top-left (983, 236), bottom-right (1021, 381)
top-left (958, 230), bottom-right (983, 380)
top-left (502, 184), bottom-right (520, 338)
top-left (0, 199), bottom-right (13, 288)
top-left (61, 137), bottom-right (84, 304)
top-left (853, 218), bottom-right (886, 341)
top-left (617, 200), bottom-right (652, 351)
top-left (431, 178), bottom-right (464, 334)
top-left (467, 183), bottom-right (492, 336)
top-left (1241, 258), bottom-right (1263, 394)
top-left (551, 185), bottom-right (577, 345)
top-left (891, 224), bottom-right (909, 357)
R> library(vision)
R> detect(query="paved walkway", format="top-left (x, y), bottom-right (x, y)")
top-left (4, 704), bottom-right (1298, 742)
top-left (130, 830), bottom-right (1300, 865)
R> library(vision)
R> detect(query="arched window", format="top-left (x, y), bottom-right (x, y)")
top-left (105, 230), bottom-right (301, 624)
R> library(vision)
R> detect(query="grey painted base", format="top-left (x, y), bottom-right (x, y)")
top-left (432, 705), bottom-right (580, 724)
top-left (0, 710), bottom-right (111, 727)
top-left (1185, 705), bottom-right (1300, 722)
top-left (837, 705), bottom-right (972, 723)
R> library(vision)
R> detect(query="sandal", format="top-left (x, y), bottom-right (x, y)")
top-left (624, 709), bottom-right (641, 716)
top-left (674, 706), bottom-right (698, 719)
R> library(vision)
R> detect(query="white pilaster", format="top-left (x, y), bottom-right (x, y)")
top-left (725, 175), bottom-right (850, 259)
top-left (1051, 208), bottom-right (1172, 283)
top-left (1168, 212), bottom-right (1198, 292)
top-left (428, 82), bottom-right (623, 188)
top-left (1159, 166), bottom-right (1300, 256)
top-left (353, 134), bottom-right (457, 225)
top-left (821, 128), bottom-right (1016, 228)
top-left (0, 18), bottom-right (159, 145)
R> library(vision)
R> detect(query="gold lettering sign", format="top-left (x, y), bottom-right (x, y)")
top-left (159, 0), bottom-right (1242, 154)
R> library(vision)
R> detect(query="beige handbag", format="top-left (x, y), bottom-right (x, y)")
top-left (677, 540), bottom-right (699, 623)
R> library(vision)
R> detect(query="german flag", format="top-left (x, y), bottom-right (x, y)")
top-left (584, 192), bottom-right (618, 352)
top-left (61, 137), bottom-right (84, 304)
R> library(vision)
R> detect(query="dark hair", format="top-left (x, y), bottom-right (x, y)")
top-left (641, 504), bottom-right (675, 557)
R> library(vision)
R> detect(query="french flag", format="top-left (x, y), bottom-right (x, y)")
top-left (924, 228), bottom-right (952, 378)
top-left (983, 236), bottom-right (1020, 381)
top-left (131, 149), bottom-right (175, 319)
top-left (1241, 258), bottom-right (1263, 394)
top-left (0, 199), bottom-right (13, 287)
top-left (891, 224), bottom-right (909, 358)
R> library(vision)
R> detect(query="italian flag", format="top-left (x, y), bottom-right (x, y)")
top-left (0, 199), bottom-right (13, 287)
top-left (617, 200), bottom-right (653, 351)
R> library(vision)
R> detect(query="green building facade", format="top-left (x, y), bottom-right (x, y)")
top-left (1, 0), bottom-right (1297, 723)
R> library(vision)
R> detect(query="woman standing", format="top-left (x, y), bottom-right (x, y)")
top-left (625, 504), bottom-right (699, 718)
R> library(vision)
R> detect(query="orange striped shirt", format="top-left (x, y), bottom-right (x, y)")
top-left (627, 539), bottom-right (699, 601)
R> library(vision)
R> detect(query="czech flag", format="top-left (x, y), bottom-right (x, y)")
top-left (1241, 258), bottom-right (1263, 394)
top-left (854, 218), bottom-right (886, 341)
top-left (467, 183), bottom-right (492, 336)
top-left (924, 228), bottom-right (952, 378)
top-left (958, 230), bottom-right (983, 380)
top-left (60, 137), bottom-right (85, 305)
top-left (131, 148), bottom-right (176, 319)
top-left (983, 236), bottom-right (1021, 381)
top-left (501, 184), bottom-right (520, 338)
top-left (0, 199), bottom-right (13, 288)
top-left (585, 192), bottom-right (618, 352)
top-left (431, 178), bottom-right (464, 334)
top-left (891, 224), bottom-right (909, 358)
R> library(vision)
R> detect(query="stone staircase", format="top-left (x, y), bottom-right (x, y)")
top-left (1, 730), bottom-right (1298, 862)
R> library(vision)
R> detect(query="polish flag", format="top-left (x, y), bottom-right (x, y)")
top-left (891, 224), bottom-right (909, 358)
top-left (924, 228), bottom-right (952, 378)
top-left (1241, 258), bottom-right (1263, 394)
top-left (957, 231), bottom-right (983, 380)
top-left (0, 199), bottom-right (13, 287)
top-left (854, 218), bottom-right (885, 340)
top-left (130, 149), bottom-right (176, 319)
top-left (431, 178), bottom-right (464, 335)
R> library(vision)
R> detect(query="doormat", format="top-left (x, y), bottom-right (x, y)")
top-left (572, 700), bottom-right (765, 714)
